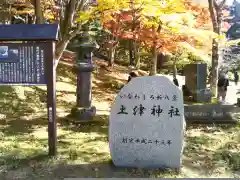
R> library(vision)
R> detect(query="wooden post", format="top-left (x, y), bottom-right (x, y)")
top-left (46, 41), bottom-right (57, 156)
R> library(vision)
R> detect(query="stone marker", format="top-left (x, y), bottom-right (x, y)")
top-left (109, 76), bottom-right (185, 169)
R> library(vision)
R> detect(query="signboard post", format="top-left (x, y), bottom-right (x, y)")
top-left (0, 24), bottom-right (58, 156)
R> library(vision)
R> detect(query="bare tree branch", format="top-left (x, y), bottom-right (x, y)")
top-left (77, 0), bottom-right (87, 11)
top-left (67, 0), bottom-right (77, 29)
top-left (60, 0), bottom-right (77, 37)
top-left (73, 0), bottom-right (86, 22)
top-left (213, 0), bottom-right (226, 9)
top-left (69, 23), bottom-right (82, 39)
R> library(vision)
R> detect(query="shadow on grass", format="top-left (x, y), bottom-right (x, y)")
top-left (0, 110), bottom-right (181, 179)
top-left (91, 67), bottom-right (128, 103)
top-left (58, 114), bottom-right (109, 136)
top-left (0, 86), bottom-right (41, 119)
top-left (183, 123), bottom-right (240, 174)
top-left (56, 59), bottom-right (127, 94)
top-left (50, 163), bottom-right (180, 178)
top-left (212, 141), bottom-right (240, 171)
top-left (56, 62), bottom-right (76, 85)
top-left (186, 124), bottom-right (237, 132)
top-left (183, 135), bottom-right (217, 173)
top-left (0, 154), bottom-right (50, 170)
top-left (55, 60), bottom-right (127, 104)
top-left (31, 86), bottom-right (75, 108)
top-left (0, 117), bottom-right (239, 178)
top-left (0, 152), bottom-right (180, 178)
top-left (0, 117), bottom-right (48, 136)
top-left (0, 85), bottom-right (75, 136)
top-left (0, 161), bottom-right (180, 179)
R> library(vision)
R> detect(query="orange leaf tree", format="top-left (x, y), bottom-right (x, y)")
top-left (91, 0), bottom-right (213, 74)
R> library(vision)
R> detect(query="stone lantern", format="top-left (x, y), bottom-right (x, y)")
top-left (70, 25), bottom-right (99, 121)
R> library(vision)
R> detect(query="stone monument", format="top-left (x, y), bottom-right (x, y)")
top-left (184, 63), bottom-right (211, 102)
top-left (109, 76), bottom-right (185, 169)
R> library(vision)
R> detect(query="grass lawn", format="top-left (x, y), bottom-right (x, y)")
top-left (184, 97), bottom-right (218, 105)
top-left (0, 61), bottom-right (239, 179)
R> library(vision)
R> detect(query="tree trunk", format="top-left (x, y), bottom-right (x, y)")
top-left (107, 34), bottom-right (117, 67)
top-left (34, 0), bottom-right (44, 24)
top-left (56, 0), bottom-right (81, 62)
top-left (211, 39), bottom-right (219, 96)
top-left (30, 0), bottom-right (83, 63)
top-left (149, 24), bottom-right (161, 76)
top-left (134, 41), bottom-right (140, 69)
top-left (149, 45), bottom-right (157, 76)
top-left (173, 58), bottom-right (177, 79)
top-left (208, 0), bottom-right (225, 96)
top-left (56, 39), bottom-right (70, 62)
top-left (129, 40), bottom-right (134, 66)
top-left (108, 47), bottom-right (116, 67)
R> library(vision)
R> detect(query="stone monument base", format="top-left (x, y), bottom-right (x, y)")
top-left (69, 106), bottom-right (96, 121)
top-left (184, 104), bottom-right (239, 124)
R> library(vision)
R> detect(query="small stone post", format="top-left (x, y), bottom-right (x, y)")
top-left (70, 25), bottom-right (99, 121)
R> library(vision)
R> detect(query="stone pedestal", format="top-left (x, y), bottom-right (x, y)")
top-left (184, 104), bottom-right (239, 124)
top-left (70, 63), bottom-right (96, 121)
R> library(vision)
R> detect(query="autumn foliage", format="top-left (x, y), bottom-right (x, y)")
top-left (91, 0), bottom-right (212, 54)
top-left (183, 1), bottom-right (211, 28)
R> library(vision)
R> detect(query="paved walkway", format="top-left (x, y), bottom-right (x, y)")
top-left (225, 81), bottom-right (239, 104)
